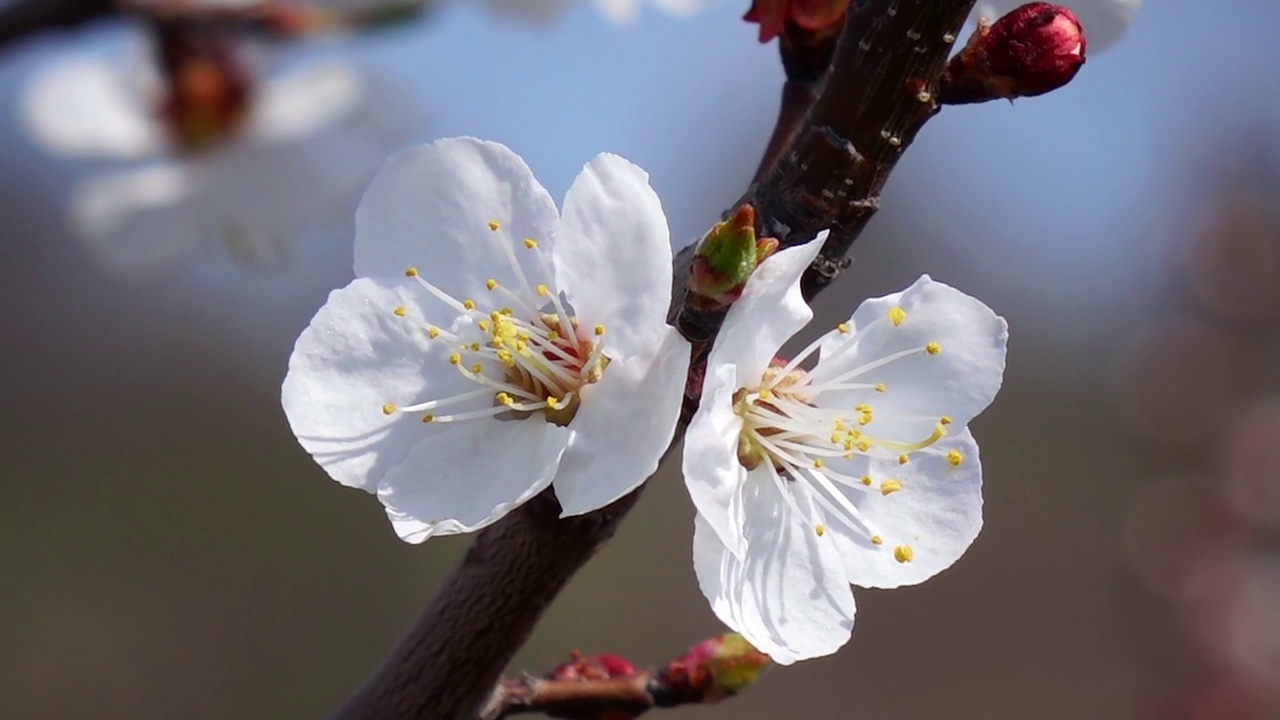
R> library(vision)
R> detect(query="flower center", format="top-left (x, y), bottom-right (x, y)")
top-left (380, 221), bottom-right (610, 428)
top-left (728, 307), bottom-right (955, 557)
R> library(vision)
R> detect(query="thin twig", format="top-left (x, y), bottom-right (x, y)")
top-left (327, 3), bottom-right (978, 720)
top-left (478, 636), bottom-right (769, 719)
top-left (750, 22), bottom-right (841, 184)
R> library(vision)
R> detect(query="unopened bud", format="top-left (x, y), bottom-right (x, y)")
top-left (548, 652), bottom-right (638, 682)
top-left (689, 204), bottom-right (778, 311)
top-left (661, 633), bottom-right (772, 704)
top-left (942, 2), bottom-right (1086, 104)
top-left (743, 0), bottom-right (850, 43)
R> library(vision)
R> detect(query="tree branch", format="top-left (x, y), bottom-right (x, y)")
top-left (327, 2), bottom-right (977, 719)
top-left (750, 22), bottom-right (841, 184)
top-left (325, 491), bottom-right (641, 720)
top-left (0, 0), bottom-right (113, 49)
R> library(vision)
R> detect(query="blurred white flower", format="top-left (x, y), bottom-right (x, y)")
top-left (20, 29), bottom-right (419, 274)
top-left (684, 239), bottom-right (1008, 663)
top-left (594, 0), bottom-right (708, 23)
top-left (972, 0), bottom-right (1141, 52)
top-left (282, 137), bottom-right (690, 542)
top-left (478, 0), bottom-right (711, 25)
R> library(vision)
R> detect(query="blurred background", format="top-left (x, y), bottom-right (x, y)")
top-left (3, 0), bottom-right (1279, 718)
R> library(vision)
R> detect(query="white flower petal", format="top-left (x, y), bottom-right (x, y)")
top-left (248, 60), bottom-right (364, 144)
top-left (21, 51), bottom-right (162, 160)
top-left (709, 235), bottom-right (826, 390)
top-left (553, 153), bottom-right (673, 359)
top-left (650, 0), bottom-right (707, 16)
top-left (282, 277), bottom-right (473, 492)
top-left (693, 478), bottom-right (855, 664)
top-left (595, 0), bottom-right (639, 23)
top-left (69, 162), bottom-right (205, 272)
top-left (353, 138), bottom-right (560, 300)
top-left (377, 418), bottom-right (571, 543)
top-left (553, 328), bottom-right (689, 516)
top-left (817, 274), bottom-right (1007, 440)
top-left (828, 431), bottom-right (984, 589)
top-left (972, 0), bottom-right (1140, 53)
top-left (684, 362), bottom-right (750, 556)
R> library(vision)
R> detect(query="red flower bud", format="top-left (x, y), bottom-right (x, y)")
top-left (548, 652), bottom-right (639, 682)
top-left (943, 2), bottom-right (1086, 104)
top-left (744, 0), bottom-right (851, 43)
top-left (660, 633), bottom-right (772, 704)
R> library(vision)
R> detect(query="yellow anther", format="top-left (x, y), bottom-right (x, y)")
top-left (843, 452), bottom-right (855, 460)
top-left (468, 342), bottom-right (481, 352)
top-left (448, 353), bottom-right (462, 365)
top-left (477, 320), bottom-right (490, 332)
top-left (855, 403), bottom-right (871, 412)
top-left (834, 419), bottom-right (847, 431)
top-left (875, 383), bottom-right (886, 393)
top-left (496, 392), bottom-right (513, 406)
top-left (545, 396), bottom-right (563, 409)
top-left (940, 415), bottom-right (952, 425)
top-left (536, 284), bottom-right (549, 297)
top-left (880, 479), bottom-right (902, 496)
top-left (463, 299), bottom-right (476, 311)
top-left (889, 306), bottom-right (906, 327)
top-left (524, 238), bottom-right (537, 249)
top-left (898, 454), bottom-right (909, 465)
top-left (815, 524), bottom-right (827, 537)
top-left (428, 327), bottom-right (441, 339)
top-left (837, 322), bottom-right (850, 334)
top-left (594, 324), bottom-right (605, 336)
top-left (547, 330), bottom-right (560, 342)
top-left (471, 363), bottom-right (482, 374)
top-left (870, 535), bottom-right (883, 546)
top-left (405, 267), bottom-right (418, 277)
top-left (861, 475), bottom-right (873, 486)
top-left (830, 432), bottom-right (844, 445)
top-left (497, 350), bottom-right (514, 367)
top-left (486, 278), bottom-right (498, 290)
top-left (757, 388), bottom-right (774, 401)
top-left (813, 459), bottom-right (825, 469)
top-left (947, 450), bottom-right (964, 467)
top-left (393, 306), bottom-right (407, 317)
top-left (501, 308), bottom-right (514, 315)
top-left (857, 440), bottom-right (870, 452)
top-left (925, 341), bottom-right (941, 355)
top-left (488, 220), bottom-right (501, 231)
top-left (381, 403), bottom-right (396, 415)
top-left (894, 545), bottom-right (914, 563)
top-left (421, 414), bottom-right (434, 423)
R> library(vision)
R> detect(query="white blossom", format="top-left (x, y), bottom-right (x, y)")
top-left (20, 30), bottom-right (417, 273)
top-left (283, 137), bottom-right (690, 542)
top-left (684, 238), bottom-right (1008, 663)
